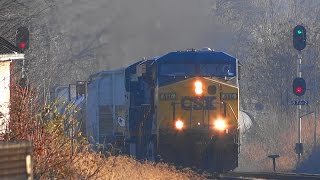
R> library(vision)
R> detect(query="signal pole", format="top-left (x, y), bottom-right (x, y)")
top-left (292, 25), bottom-right (306, 163)
top-left (296, 51), bottom-right (302, 162)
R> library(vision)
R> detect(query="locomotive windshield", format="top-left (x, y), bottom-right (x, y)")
top-left (159, 63), bottom-right (235, 77)
top-left (160, 64), bottom-right (196, 76)
top-left (200, 63), bottom-right (235, 77)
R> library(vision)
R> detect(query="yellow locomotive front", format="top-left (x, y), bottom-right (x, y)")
top-left (154, 49), bottom-right (239, 172)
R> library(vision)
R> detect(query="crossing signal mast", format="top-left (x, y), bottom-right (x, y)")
top-left (292, 25), bottom-right (307, 162)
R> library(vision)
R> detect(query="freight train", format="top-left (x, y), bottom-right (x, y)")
top-left (86, 48), bottom-right (240, 172)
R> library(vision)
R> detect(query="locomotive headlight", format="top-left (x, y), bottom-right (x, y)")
top-left (175, 119), bottom-right (184, 130)
top-left (214, 118), bottom-right (227, 131)
top-left (194, 80), bottom-right (203, 95)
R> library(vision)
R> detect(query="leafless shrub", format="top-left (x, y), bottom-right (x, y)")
top-left (2, 69), bottom-right (204, 179)
top-left (1, 72), bottom-right (100, 178)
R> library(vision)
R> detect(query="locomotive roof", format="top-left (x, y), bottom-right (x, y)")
top-left (154, 50), bottom-right (236, 64)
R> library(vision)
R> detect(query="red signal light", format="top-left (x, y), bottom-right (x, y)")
top-left (295, 87), bottom-right (303, 94)
top-left (19, 42), bottom-right (26, 49)
top-left (16, 26), bottom-right (29, 52)
top-left (292, 77), bottom-right (306, 96)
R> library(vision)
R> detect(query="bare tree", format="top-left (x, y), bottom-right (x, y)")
top-left (0, 0), bottom-right (114, 104)
top-left (211, 0), bottom-right (320, 171)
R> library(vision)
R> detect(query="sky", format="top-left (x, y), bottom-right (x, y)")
top-left (56, 0), bottom-right (233, 69)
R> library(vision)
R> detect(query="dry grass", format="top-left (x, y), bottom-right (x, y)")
top-left (72, 154), bottom-right (205, 180)
top-left (239, 113), bottom-right (320, 172)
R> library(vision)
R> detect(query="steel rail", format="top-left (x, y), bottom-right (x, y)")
top-left (213, 171), bottom-right (320, 180)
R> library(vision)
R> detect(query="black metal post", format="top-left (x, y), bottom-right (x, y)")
top-left (268, 154), bottom-right (280, 172)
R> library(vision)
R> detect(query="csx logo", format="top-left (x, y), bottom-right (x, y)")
top-left (181, 96), bottom-right (216, 110)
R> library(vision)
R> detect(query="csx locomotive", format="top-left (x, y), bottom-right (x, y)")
top-left (86, 48), bottom-right (240, 172)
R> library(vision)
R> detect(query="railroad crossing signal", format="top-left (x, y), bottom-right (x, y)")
top-left (16, 27), bottom-right (29, 52)
top-left (293, 77), bottom-right (306, 96)
top-left (293, 25), bottom-right (306, 51)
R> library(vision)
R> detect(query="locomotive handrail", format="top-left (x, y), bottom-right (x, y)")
top-left (222, 101), bottom-right (238, 122)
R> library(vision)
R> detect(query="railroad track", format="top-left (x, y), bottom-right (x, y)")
top-left (208, 171), bottom-right (320, 179)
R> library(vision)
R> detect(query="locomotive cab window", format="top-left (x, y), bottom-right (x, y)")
top-left (160, 64), bottom-right (196, 76)
top-left (199, 63), bottom-right (236, 77)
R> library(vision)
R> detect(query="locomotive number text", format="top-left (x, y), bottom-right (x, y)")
top-left (160, 92), bottom-right (177, 101)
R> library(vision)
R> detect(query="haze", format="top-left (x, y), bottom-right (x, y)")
top-left (56, 0), bottom-right (232, 69)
